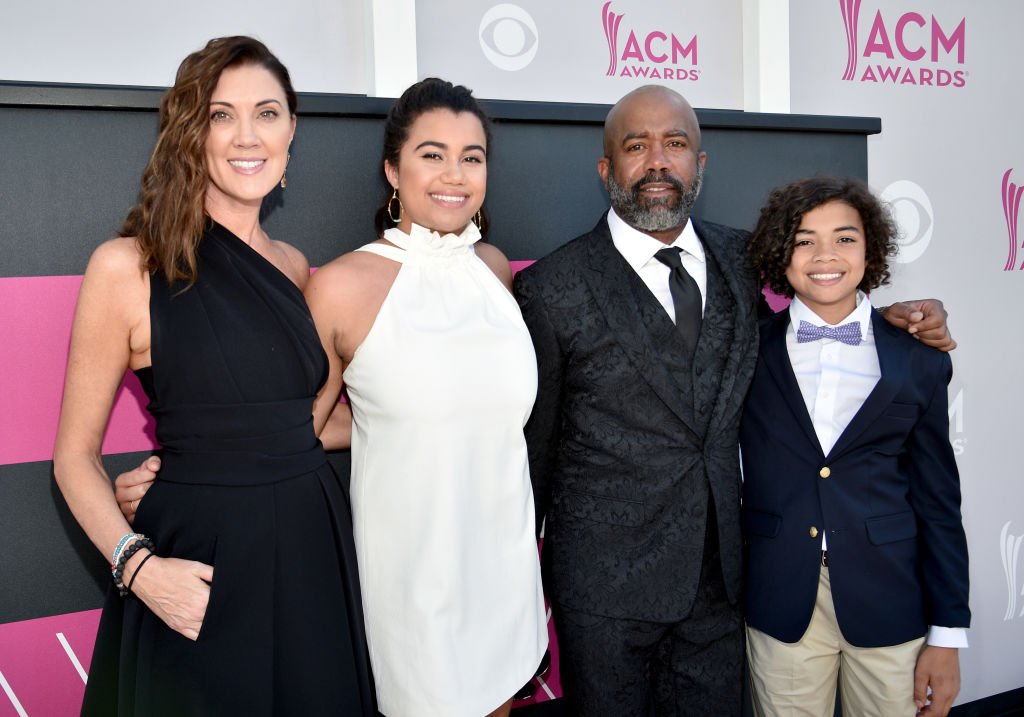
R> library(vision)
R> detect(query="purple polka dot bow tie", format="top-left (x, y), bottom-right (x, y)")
top-left (795, 320), bottom-right (862, 346)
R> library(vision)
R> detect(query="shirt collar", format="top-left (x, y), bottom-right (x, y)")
top-left (607, 207), bottom-right (705, 274)
top-left (789, 292), bottom-right (873, 341)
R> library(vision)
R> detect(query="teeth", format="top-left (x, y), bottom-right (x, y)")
top-left (431, 194), bottom-right (465, 203)
top-left (810, 273), bottom-right (842, 280)
top-left (229, 160), bottom-right (264, 169)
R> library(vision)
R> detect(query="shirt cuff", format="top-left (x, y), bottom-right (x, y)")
top-left (927, 626), bottom-right (968, 648)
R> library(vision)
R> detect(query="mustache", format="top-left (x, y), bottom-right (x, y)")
top-left (631, 171), bottom-right (687, 195)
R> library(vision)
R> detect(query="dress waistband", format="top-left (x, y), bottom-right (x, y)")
top-left (150, 398), bottom-right (328, 486)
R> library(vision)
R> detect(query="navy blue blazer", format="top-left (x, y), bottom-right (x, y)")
top-left (739, 308), bottom-right (970, 648)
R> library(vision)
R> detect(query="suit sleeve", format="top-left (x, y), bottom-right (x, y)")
top-left (905, 352), bottom-right (971, 629)
top-left (514, 269), bottom-right (564, 537)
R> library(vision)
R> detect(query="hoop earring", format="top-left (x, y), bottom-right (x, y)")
top-left (474, 210), bottom-right (483, 229)
top-left (280, 152), bottom-right (290, 189)
top-left (387, 188), bottom-right (403, 224)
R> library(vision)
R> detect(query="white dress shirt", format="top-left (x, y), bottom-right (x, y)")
top-left (608, 207), bottom-right (706, 319)
top-left (787, 295), bottom-right (966, 648)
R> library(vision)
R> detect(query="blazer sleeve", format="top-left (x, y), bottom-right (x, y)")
top-left (514, 268), bottom-right (564, 537)
top-left (905, 352), bottom-right (971, 629)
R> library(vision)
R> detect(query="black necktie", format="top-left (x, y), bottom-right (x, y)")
top-left (654, 247), bottom-right (702, 357)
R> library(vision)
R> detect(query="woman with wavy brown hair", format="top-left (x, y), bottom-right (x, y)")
top-left (53, 36), bottom-right (374, 715)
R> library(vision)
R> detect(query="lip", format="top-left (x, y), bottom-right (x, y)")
top-left (227, 159), bottom-right (267, 174)
top-left (808, 271), bottom-right (845, 284)
top-left (638, 182), bottom-right (677, 194)
top-left (429, 192), bottom-right (470, 207)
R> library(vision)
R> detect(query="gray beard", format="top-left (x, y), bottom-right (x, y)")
top-left (606, 160), bottom-right (703, 233)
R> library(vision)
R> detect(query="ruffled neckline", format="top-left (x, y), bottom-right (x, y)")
top-left (383, 222), bottom-right (481, 258)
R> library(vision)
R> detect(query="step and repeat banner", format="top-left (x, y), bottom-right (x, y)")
top-left (788, 0), bottom-right (1024, 706)
top-left (1, 0), bottom-right (1020, 713)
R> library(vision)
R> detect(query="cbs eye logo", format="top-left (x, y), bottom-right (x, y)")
top-left (881, 179), bottom-right (934, 263)
top-left (479, 4), bottom-right (539, 71)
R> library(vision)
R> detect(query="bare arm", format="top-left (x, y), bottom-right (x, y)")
top-left (475, 241), bottom-right (514, 292)
top-left (54, 239), bottom-right (213, 640)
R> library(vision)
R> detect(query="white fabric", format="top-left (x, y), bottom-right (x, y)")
top-left (786, 294), bottom-right (966, 649)
top-left (608, 207), bottom-right (707, 319)
top-left (344, 222), bottom-right (547, 716)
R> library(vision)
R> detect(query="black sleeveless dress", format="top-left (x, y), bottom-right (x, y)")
top-left (82, 222), bottom-right (375, 716)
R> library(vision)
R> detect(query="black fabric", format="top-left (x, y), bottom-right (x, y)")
top-left (653, 247), bottom-right (702, 358)
top-left (82, 222), bottom-right (375, 716)
top-left (514, 214), bottom-right (759, 713)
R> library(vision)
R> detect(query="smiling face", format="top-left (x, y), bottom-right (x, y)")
top-left (598, 86), bottom-right (707, 243)
top-left (785, 200), bottom-right (867, 324)
top-left (384, 109), bottom-right (487, 236)
top-left (204, 63), bottom-right (295, 216)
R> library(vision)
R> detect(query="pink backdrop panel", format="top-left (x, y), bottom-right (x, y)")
top-left (0, 609), bottom-right (100, 716)
top-left (0, 276), bottom-right (156, 467)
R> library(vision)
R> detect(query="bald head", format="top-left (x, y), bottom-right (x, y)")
top-left (603, 85), bottom-right (702, 158)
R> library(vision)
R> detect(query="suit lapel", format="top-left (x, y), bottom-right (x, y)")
top-left (758, 312), bottom-right (823, 453)
top-left (695, 220), bottom-right (759, 437)
top-left (580, 218), bottom-right (700, 438)
top-left (827, 309), bottom-right (910, 459)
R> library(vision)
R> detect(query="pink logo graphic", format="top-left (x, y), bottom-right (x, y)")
top-left (600, 2), bottom-right (700, 82)
top-left (838, 0), bottom-right (967, 88)
top-left (840, 0), bottom-right (862, 80)
top-left (1003, 169), bottom-right (1023, 271)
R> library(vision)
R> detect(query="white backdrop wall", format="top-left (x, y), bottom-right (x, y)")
top-left (788, 0), bottom-right (1024, 704)
top-left (1, 0), bottom-right (1020, 709)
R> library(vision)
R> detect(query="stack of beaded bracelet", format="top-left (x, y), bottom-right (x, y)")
top-left (111, 534), bottom-right (155, 597)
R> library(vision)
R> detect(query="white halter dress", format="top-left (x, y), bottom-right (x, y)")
top-left (343, 223), bottom-right (547, 717)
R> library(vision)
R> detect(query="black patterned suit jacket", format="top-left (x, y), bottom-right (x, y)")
top-left (513, 214), bottom-right (759, 622)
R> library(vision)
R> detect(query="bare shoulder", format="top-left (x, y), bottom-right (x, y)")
top-left (269, 239), bottom-right (311, 289)
top-left (308, 244), bottom-right (400, 298)
top-left (86, 236), bottom-right (145, 279)
top-left (474, 242), bottom-right (513, 290)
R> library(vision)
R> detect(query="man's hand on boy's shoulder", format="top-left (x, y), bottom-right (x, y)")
top-left (914, 645), bottom-right (960, 716)
top-left (880, 299), bottom-right (957, 352)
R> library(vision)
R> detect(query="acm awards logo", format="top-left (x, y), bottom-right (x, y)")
top-left (839, 0), bottom-right (967, 88)
top-left (479, 4), bottom-right (539, 71)
top-left (1002, 169), bottom-right (1023, 271)
top-left (1000, 522), bottom-right (1024, 621)
top-left (601, 2), bottom-right (700, 82)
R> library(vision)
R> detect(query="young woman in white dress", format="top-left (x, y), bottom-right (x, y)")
top-left (304, 78), bottom-right (547, 717)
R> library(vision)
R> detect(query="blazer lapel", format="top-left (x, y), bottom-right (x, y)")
top-left (758, 312), bottom-right (823, 453)
top-left (581, 218), bottom-right (700, 438)
top-left (827, 309), bottom-right (910, 459)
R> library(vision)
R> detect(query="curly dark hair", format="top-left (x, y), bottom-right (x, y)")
top-left (373, 77), bottom-right (493, 237)
top-left (747, 176), bottom-right (899, 298)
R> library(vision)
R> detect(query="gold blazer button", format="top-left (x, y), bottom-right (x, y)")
top-left (819, 466), bottom-right (831, 479)
top-left (809, 526), bottom-right (819, 538)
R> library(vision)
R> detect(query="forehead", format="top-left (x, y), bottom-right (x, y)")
top-left (800, 200), bottom-right (863, 228)
top-left (211, 64), bottom-right (286, 101)
top-left (610, 92), bottom-right (699, 142)
top-left (404, 109), bottom-right (487, 148)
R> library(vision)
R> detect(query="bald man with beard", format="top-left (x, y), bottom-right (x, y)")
top-left (513, 85), bottom-right (954, 715)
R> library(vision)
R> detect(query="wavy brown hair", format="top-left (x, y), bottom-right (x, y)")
top-left (122, 36), bottom-right (297, 286)
top-left (747, 176), bottom-right (899, 298)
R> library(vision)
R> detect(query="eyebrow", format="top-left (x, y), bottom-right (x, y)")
top-left (209, 99), bottom-right (285, 108)
top-left (621, 129), bottom-right (690, 143)
top-left (795, 225), bottom-right (863, 234)
top-left (414, 140), bottom-right (487, 154)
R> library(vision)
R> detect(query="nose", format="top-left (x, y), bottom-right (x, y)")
top-left (441, 158), bottom-right (466, 183)
top-left (646, 143), bottom-right (671, 172)
top-left (813, 244), bottom-right (838, 261)
top-left (232, 116), bottom-right (259, 148)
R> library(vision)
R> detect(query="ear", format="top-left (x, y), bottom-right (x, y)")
top-left (697, 151), bottom-right (707, 171)
top-left (597, 157), bottom-right (610, 186)
top-left (289, 114), bottom-right (297, 143)
top-left (384, 160), bottom-right (399, 190)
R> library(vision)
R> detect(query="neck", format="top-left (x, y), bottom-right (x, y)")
top-left (205, 200), bottom-right (263, 246)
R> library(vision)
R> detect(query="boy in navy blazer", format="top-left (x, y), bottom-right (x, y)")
top-left (740, 177), bottom-right (969, 716)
